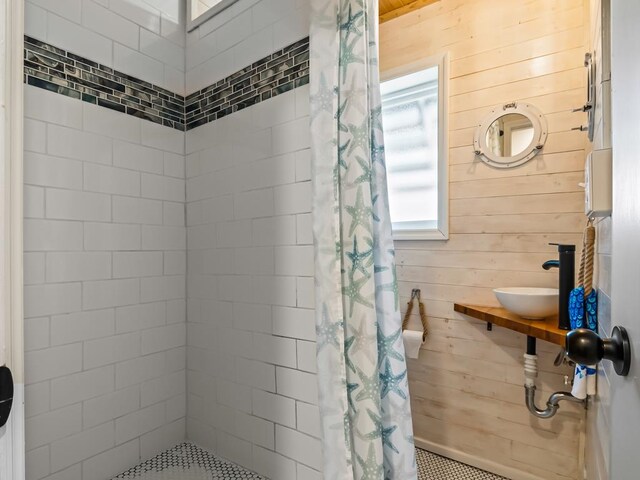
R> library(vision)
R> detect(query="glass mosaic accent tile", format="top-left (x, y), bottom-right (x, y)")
top-left (23, 36), bottom-right (186, 131)
top-left (111, 443), bottom-right (265, 480)
top-left (23, 36), bottom-right (310, 132)
top-left (416, 448), bottom-right (508, 480)
top-left (185, 37), bottom-right (309, 130)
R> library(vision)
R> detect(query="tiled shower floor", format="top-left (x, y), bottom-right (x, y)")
top-left (111, 443), bottom-right (264, 480)
top-left (111, 442), bottom-right (507, 479)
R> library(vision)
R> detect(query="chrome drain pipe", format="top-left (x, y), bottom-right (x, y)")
top-left (523, 336), bottom-right (585, 419)
top-left (525, 384), bottom-right (585, 419)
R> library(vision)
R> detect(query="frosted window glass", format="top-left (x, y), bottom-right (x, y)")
top-left (381, 65), bottom-right (440, 233)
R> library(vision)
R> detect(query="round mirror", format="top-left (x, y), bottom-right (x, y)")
top-left (484, 113), bottom-right (535, 158)
top-left (474, 102), bottom-right (547, 169)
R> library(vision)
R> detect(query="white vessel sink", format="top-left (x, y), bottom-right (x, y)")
top-left (493, 287), bottom-right (559, 320)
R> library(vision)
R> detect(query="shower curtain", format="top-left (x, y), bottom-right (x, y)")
top-left (310, 1), bottom-right (417, 479)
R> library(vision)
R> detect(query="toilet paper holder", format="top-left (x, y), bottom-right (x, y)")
top-left (402, 289), bottom-right (428, 341)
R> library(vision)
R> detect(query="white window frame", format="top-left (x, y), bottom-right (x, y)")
top-left (187, 0), bottom-right (240, 32)
top-left (380, 52), bottom-right (449, 241)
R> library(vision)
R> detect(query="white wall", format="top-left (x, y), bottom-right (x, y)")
top-left (23, 4), bottom-right (188, 478)
top-left (25, 0), bottom-right (186, 94)
top-left (186, 82), bottom-right (319, 480)
top-left (22, 0), bottom-right (317, 478)
top-left (186, 0), bottom-right (309, 93)
top-left (184, 3), bottom-right (316, 478)
top-left (23, 86), bottom-right (187, 480)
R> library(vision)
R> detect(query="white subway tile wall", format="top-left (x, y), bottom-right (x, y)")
top-left (23, 1), bottom-right (316, 479)
top-left (25, 0), bottom-right (186, 94)
top-left (186, 0), bottom-right (311, 93)
top-left (23, 87), bottom-right (187, 480)
top-left (186, 82), bottom-right (319, 479)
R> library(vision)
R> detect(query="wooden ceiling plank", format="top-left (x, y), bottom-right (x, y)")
top-left (379, 0), bottom-right (441, 23)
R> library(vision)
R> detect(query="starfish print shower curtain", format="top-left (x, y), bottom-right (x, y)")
top-left (309, 1), bottom-right (417, 479)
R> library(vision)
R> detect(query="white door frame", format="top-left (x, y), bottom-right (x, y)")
top-left (610, 1), bottom-right (640, 478)
top-left (0, 0), bottom-right (24, 478)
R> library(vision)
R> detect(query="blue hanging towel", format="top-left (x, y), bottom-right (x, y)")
top-left (585, 289), bottom-right (597, 331)
top-left (568, 286), bottom-right (585, 329)
top-left (569, 286), bottom-right (597, 399)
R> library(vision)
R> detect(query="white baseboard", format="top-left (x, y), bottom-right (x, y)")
top-left (414, 436), bottom-right (545, 480)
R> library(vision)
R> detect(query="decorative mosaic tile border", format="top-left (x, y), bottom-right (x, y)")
top-left (23, 36), bottom-right (186, 131)
top-left (185, 37), bottom-right (309, 130)
top-left (23, 36), bottom-right (310, 133)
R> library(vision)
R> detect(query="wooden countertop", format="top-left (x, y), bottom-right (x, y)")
top-left (453, 303), bottom-right (568, 347)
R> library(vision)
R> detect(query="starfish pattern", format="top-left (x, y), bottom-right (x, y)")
top-left (339, 36), bottom-right (364, 81)
top-left (334, 140), bottom-right (350, 186)
top-left (346, 381), bottom-right (359, 411)
top-left (310, 1), bottom-right (417, 476)
top-left (374, 264), bottom-right (389, 275)
top-left (370, 105), bottom-right (384, 131)
top-left (379, 359), bottom-right (408, 400)
top-left (344, 334), bottom-right (356, 372)
top-left (335, 97), bottom-right (350, 132)
top-left (354, 155), bottom-right (373, 184)
top-left (355, 443), bottom-right (385, 480)
top-left (386, 395), bottom-right (413, 421)
top-left (330, 409), bottom-right (360, 446)
top-left (376, 323), bottom-right (404, 367)
top-left (345, 186), bottom-right (373, 237)
top-left (339, 3), bottom-right (364, 40)
top-left (310, 72), bottom-right (335, 121)
top-left (359, 408), bottom-right (399, 454)
top-left (346, 236), bottom-right (374, 277)
top-left (347, 117), bottom-right (370, 156)
top-left (342, 73), bottom-right (367, 114)
top-left (316, 304), bottom-right (343, 352)
top-left (369, 193), bottom-right (384, 225)
top-left (376, 266), bottom-right (400, 311)
top-left (342, 270), bottom-right (373, 315)
top-left (370, 136), bottom-right (386, 165)
top-left (349, 316), bottom-right (378, 364)
top-left (354, 365), bottom-right (381, 408)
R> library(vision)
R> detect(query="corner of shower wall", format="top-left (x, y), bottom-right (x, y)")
top-left (184, 1), bottom-right (322, 479)
top-left (23, 1), bottom-right (188, 479)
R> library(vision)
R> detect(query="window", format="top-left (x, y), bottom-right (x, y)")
top-left (380, 54), bottom-right (448, 240)
top-left (188, 0), bottom-right (239, 31)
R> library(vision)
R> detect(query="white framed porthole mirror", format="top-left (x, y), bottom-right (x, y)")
top-left (473, 102), bottom-right (548, 169)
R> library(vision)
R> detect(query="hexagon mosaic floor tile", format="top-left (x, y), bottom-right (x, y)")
top-left (112, 442), bottom-right (508, 479)
top-left (111, 443), bottom-right (265, 480)
top-left (416, 448), bottom-right (508, 480)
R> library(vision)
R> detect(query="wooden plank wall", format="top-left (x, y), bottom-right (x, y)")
top-left (379, 1), bottom-right (591, 479)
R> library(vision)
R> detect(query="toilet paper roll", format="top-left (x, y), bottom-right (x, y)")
top-left (402, 330), bottom-right (424, 359)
